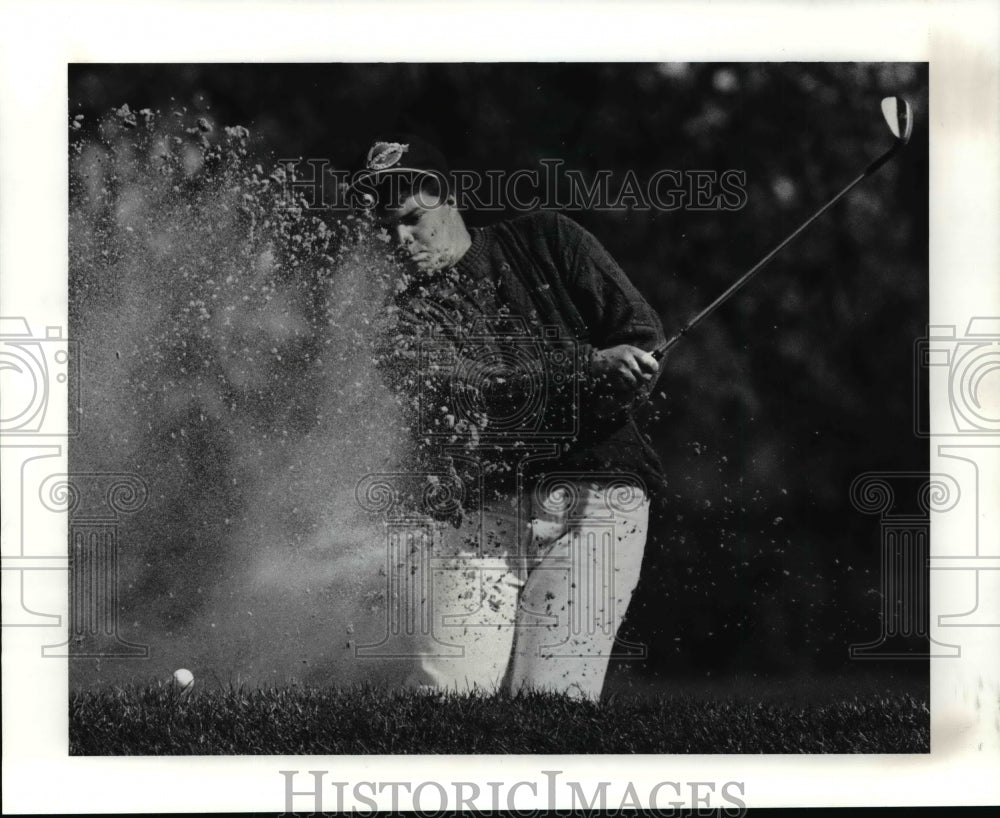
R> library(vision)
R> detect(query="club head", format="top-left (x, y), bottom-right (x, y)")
top-left (881, 96), bottom-right (913, 144)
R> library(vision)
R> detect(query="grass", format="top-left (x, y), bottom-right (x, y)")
top-left (69, 684), bottom-right (929, 755)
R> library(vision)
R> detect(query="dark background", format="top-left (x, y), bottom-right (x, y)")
top-left (69, 63), bottom-right (928, 691)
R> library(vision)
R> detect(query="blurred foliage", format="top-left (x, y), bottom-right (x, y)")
top-left (70, 63), bottom-right (928, 680)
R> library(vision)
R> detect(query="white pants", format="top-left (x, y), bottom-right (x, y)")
top-left (407, 478), bottom-right (650, 700)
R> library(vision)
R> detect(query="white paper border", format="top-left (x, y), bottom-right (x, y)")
top-left (2, 0), bottom-right (998, 812)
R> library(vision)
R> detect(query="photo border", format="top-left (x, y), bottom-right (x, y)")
top-left (2, 0), bottom-right (998, 812)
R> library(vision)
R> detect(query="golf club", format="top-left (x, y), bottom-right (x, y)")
top-left (651, 95), bottom-right (914, 362)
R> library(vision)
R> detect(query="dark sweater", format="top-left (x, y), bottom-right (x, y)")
top-left (375, 210), bottom-right (666, 504)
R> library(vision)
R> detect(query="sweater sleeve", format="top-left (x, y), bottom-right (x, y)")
top-left (548, 212), bottom-right (665, 352)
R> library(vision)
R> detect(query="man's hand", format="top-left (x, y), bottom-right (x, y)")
top-left (590, 344), bottom-right (660, 396)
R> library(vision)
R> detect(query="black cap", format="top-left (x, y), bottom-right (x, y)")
top-left (348, 134), bottom-right (450, 210)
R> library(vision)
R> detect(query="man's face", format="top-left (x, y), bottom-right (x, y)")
top-left (379, 186), bottom-right (463, 276)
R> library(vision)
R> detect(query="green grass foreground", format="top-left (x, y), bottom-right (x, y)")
top-left (69, 684), bottom-right (929, 755)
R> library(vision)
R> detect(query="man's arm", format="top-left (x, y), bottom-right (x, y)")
top-left (372, 304), bottom-right (569, 443)
top-left (549, 213), bottom-right (666, 400)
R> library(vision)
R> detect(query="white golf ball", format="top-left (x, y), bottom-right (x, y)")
top-left (173, 668), bottom-right (194, 690)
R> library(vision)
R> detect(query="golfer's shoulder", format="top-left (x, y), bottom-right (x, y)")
top-left (498, 209), bottom-right (589, 251)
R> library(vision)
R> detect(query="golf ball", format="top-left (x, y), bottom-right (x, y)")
top-left (173, 668), bottom-right (194, 689)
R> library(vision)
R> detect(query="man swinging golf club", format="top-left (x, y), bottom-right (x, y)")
top-left (357, 136), bottom-right (666, 700)
top-left (356, 96), bottom-right (911, 699)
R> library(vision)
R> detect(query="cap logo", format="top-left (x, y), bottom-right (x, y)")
top-left (366, 141), bottom-right (409, 171)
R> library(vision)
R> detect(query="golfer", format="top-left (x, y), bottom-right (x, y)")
top-left (358, 137), bottom-right (666, 700)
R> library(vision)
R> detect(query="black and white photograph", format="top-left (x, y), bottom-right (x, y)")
top-left (2, 1), bottom-right (998, 815)
top-left (63, 62), bottom-right (932, 758)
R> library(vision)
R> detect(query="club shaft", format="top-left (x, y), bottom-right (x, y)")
top-left (653, 141), bottom-right (901, 360)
